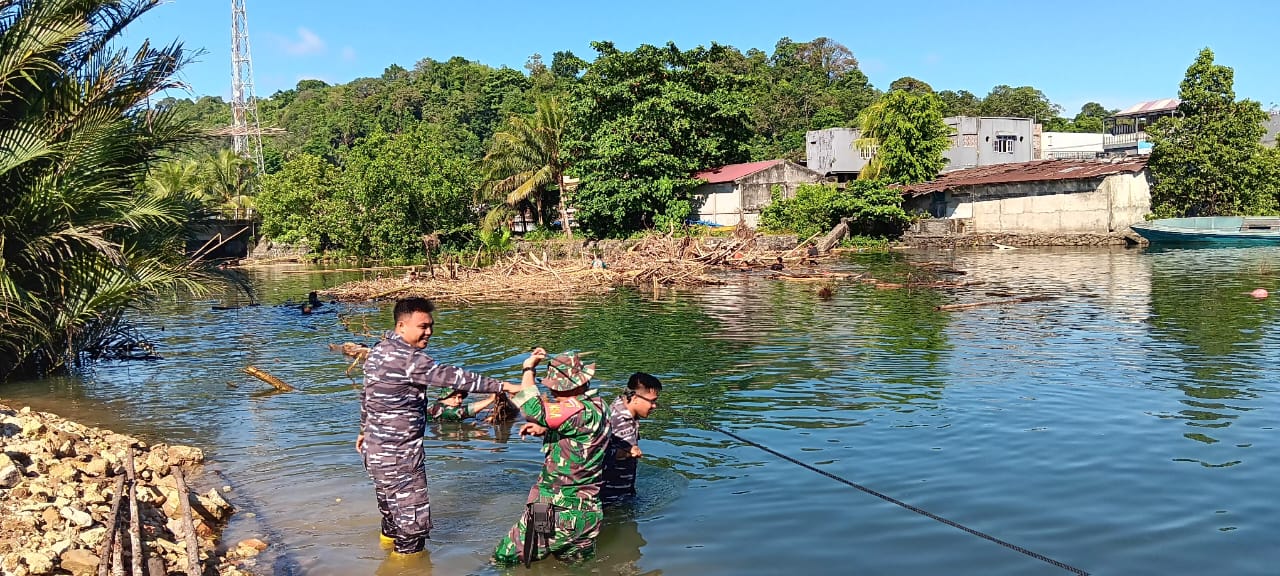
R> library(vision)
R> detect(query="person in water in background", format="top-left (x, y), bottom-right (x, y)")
top-left (600, 372), bottom-right (663, 505)
top-left (356, 297), bottom-right (526, 559)
top-left (428, 390), bottom-right (503, 422)
top-left (493, 350), bottom-right (611, 566)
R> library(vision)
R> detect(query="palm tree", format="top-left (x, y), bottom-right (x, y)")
top-left (1, 0), bottom-right (211, 376)
top-left (482, 95), bottom-right (572, 238)
top-left (204, 149), bottom-right (256, 219)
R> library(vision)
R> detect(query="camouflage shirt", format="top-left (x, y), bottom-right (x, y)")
top-left (427, 402), bottom-right (472, 421)
top-left (601, 396), bottom-right (639, 502)
top-left (360, 333), bottom-right (504, 454)
top-left (511, 386), bottom-right (610, 510)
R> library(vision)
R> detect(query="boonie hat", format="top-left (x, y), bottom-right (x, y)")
top-left (542, 352), bottom-right (595, 391)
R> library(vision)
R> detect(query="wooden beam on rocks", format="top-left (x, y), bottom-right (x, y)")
top-left (126, 448), bottom-right (142, 576)
top-left (97, 475), bottom-right (127, 576)
top-left (173, 466), bottom-right (203, 576)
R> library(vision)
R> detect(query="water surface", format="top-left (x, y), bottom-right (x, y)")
top-left (4, 248), bottom-right (1278, 575)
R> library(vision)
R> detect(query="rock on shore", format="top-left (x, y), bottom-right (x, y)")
top-left (0, 403), bottom-right (260, 576)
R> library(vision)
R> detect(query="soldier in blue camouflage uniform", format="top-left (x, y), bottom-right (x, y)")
top-left (355, 297), bottom-right (525, 558)
top-left (601, 372), bottom-right (663, 505)
top-left (493, 350), bottom-right (612, 566)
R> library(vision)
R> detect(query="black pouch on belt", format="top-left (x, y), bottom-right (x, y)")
top-left (523, 502), bottom-right (556, 567)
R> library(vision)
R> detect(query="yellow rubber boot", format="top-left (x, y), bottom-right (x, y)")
top-left (379, 533), bottom-right (394, 550)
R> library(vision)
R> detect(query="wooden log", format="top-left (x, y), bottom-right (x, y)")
top-left (935, 295), bottom-right (1055, 311)
top-left (125, 449), bottom-right (142, 576)
top-left (816, 219), bottom-right (850, 253)
top-left (97, 475), bottom-right (127, 576)
top-left (243, 366), bottom-right (295, 392)
top-left (112, 533), bottom-right (124, 576)
top-left (173, 467), bottom-right (202, 576)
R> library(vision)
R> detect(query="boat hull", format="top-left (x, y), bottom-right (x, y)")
top-left (1131, 217), bottom-right (1280, 246)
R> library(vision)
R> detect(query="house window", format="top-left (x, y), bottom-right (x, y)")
top-left (858, 144), bottom-right (877, 159)
top-left (993, 134), bottom-right (1017, 154)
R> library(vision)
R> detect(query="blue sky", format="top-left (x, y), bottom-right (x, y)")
top-left (127, 0), bottom-right (1279, 115)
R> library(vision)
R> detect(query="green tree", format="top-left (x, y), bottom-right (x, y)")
top-left (1147, 48), bottom-right (1278, 217)
top-left (203, 149), bottom-right (256, 219)
top-left (567, 41), bottom-right (754, 237)
top-left (889, 76), bottom-right (934, 94)
top-left (482, 96), bottom-right (572, 237)
top-left (937, 89), bottom-right (981, 117)
top-left (1, 0), bottom-right (213, 375)
top-left (759, 181), bottom-right (911, 239)
top-left (979, 85), bottom-right (1063, 122)
top-left (255, 153), bottom-right (335, 246)
top-left (856, 91), bottom-right (952, 183)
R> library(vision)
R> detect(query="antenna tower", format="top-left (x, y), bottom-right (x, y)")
top-left (230, 0), bottom-right (264, 174)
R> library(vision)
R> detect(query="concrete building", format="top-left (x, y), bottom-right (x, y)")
top-left (1264, 110), bottom-right (1280, 147)
top-left (900, 158), bottom-right (1151, 235)
top-left (1103, 99), bottom-right (1179, 156)
top-left (943, 116), bottom-right (1035, 171)
top-left (805, 116), bottom-right (1035, 179)
top-left (1039, 132), bottom-right (1105, 160)
top-left (691, 159), bottom-right (824, 227)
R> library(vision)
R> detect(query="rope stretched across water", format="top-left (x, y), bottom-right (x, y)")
top-left (674, 410), bottom-right (1089, 576)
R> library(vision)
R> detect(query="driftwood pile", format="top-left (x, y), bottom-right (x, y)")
top-left (323, 227), bottom-right (809, 303)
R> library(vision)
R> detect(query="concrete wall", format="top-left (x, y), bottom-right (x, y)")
top-left (693, 161), bottom-right (824, 227)
top-left (903, 170), bottom-right (1152, 234)
top-left (944, 117), bottom-right (1034, 171)
top-left (805, 128), bottom-right (870, 175)
top-left (1264, 111), bottom-right (1280, 147)
top-left (1041, 132), bottom-right (1104, 158)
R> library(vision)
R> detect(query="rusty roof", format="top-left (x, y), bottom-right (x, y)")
top-left (900, 158), bottom-right (1149, 196)
top-left (1114, 98), bottom-right (1180, 117)
top-left (694, 160), bottom-right (784, 184)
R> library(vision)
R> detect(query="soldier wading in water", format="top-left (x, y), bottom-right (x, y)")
top-left (356, 297), bottom-right (526, 559)
top-left (493, 349), bottom-right (611, 566)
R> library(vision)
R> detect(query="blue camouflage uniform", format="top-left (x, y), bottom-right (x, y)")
top-left (360, 332), bottom-right (505, 553)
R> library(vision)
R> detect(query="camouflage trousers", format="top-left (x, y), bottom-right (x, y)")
top-left (364, 446), bottom-right (431, 554)
top-left (492, 503), bottom-right (603, 565)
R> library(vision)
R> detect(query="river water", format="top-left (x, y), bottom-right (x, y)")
top-left (3, 246), bottom-right (1278, 576)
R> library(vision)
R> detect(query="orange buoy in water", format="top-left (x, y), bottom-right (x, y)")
top-left (1250, 288), bottom-right (1269, 299)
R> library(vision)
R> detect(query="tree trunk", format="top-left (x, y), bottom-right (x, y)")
top-left (534, 196), bottom-right (545, 226)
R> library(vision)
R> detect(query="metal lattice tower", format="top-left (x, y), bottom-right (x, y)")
top-left (230, 0), bottom-right (264, 174)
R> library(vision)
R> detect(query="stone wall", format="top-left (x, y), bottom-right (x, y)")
top-left (245, 238), bottom-right (312, 262)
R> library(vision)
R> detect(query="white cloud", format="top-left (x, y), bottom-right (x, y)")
top-left (279, 27), bottom-right (325, 56)
top-left (340, 46), bottom-right (356, 63)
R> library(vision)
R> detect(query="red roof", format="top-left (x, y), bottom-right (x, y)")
top-left (694, 160), bottom-right (783, 183)
top-left (900, 158), bottom-right (1149, 197)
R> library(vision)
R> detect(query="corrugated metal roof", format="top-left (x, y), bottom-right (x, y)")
top-left (1115, 98), bottom-right (1180, 116)
top-left (694, 160), bottom-right (784, 183)
top-left (900, 158), bottom-right (1149, 196)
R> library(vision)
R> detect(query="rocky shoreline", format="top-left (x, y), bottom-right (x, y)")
top-left (0, 403), bottom-right (263, 576)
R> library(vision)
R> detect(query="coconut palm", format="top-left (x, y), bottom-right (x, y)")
top-left (481, 95), bottom-right (572, 238)
top-left (1, 0), bottom-right (212, 376)
top-left (204, 149), bottom-right (256, 219)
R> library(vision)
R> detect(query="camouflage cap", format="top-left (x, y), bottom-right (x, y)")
top-left (542, 351), bottom-right (596, 391)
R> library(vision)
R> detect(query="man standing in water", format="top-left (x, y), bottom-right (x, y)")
top-left (601, 372), bottom-right (663, 505)
top-left (356, 297), bottom-right (525, 559)
top-left (493, 350), bottom-right (612, 566)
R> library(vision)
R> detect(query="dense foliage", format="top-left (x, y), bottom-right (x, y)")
top-left (759, 181), bottom-right (911, 239)
top-left (1, 0), bottom-right (212, 376)
top-left (565, 41), bottom-right (755, 238)
top-left (1147, 48), bottom-right (1280, 217)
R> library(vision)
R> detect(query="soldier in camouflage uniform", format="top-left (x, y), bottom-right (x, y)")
top-left (493, 350), bottom-right (611, 566)
top-left (427, 390), bottom-right (501, 422)
top-left (601, 372), bottom-right (663, 505)
top-left (356, 297), bottom-right (524, 557)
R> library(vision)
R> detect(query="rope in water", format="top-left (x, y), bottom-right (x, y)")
top-left (673, 410), bottom-right (1089, 576)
